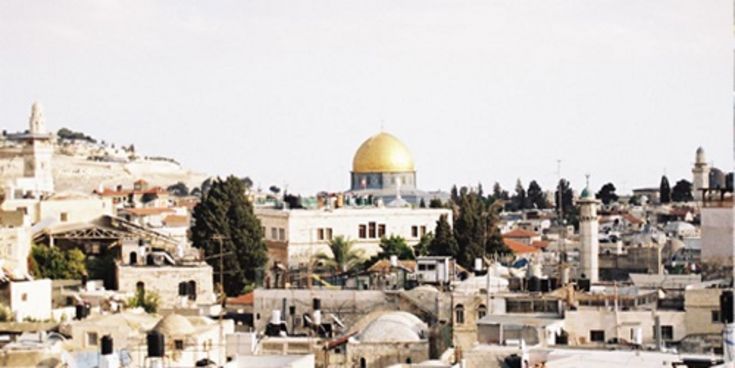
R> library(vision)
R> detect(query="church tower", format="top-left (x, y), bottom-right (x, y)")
top-left (578, 177), bottom-right (600, 283)
top-left (692, 147), bottom-right (709, 201)
top-left (20, 102), bottom-right (54, 195)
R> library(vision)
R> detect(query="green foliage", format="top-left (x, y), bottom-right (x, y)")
top-left (595, 183), bottom-right (619, 205)
top-left (555, 179), bottom-right (576, 226)
top-left (30, 245), bottom-right (87, 280)
top-left (672, 179), bottom-right (693, 202)
top-left (428, 198), bottom-right (444, 208)
top-left (660, 176), bottom-right (671, 203)
top-left (510, 178), bottom-right (527, 211)
top-left (452, 190), bottom-right (508, 268)
top-left (413, 233), bottom-right (434, 257)
top-left (419, 198), bottom-right (426, 208)
top-left (526, 180), bottom-right (548, 209)
top-left (376, 235), bottom-right (414, 260)
top-left (0, 304), bottom-right (11, 322)
top-left (166, 182), bottom-right (190, 196)
top-left (57, 127), bottom-right (96, 143)
top-left (127, 289), bottom-right (160, 313)
top-left (628, 195), bottom-right (642, 206)
top-left (86, 252), bottom-right (117, 290)
top-left (315, 236), bottom-right (364, 274)
top-left (428, 214), bottom-right (459, 258)
top-left (191, 176), bottom-right (268, 296)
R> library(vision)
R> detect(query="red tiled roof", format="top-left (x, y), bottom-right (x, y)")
top-left (531, 240), bottom-right (549, 249)
top-left (122, 207), bottom-right (175, 216)
top-left (227, 292), bottom-right (254, 306)
top-left (163, 214), bottom-right (189, 227)
top-left (503, 228), bottom-right (539, 238)
top-left (622, 213), bottom-right (644, 225)
top-left (503, 238), bottom-right (539, 254)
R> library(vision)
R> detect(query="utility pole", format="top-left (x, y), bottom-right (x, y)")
top-left (205, 234), bottom-right (232, 366)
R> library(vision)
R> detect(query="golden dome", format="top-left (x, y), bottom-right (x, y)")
top-left (352, 132), bottom-right (415, 173)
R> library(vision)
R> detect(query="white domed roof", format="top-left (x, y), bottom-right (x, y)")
top-left (153, 313), bottom-right (195, 336)
top-left (359, 311), bottom-right (427, 343)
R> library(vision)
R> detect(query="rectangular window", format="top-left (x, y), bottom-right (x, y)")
top-left (87, 332), bottom-right (98, 346)
top-left (278, 228), bottom-right (285, 241)
top-left (60, 212), bottom-right (68, 222)
top-left (418, 264), bottom-right (427, 271)
top-left (378, 224), bottom-right (386, 238)
top-left (326, 228), bottom-right (333, 240)
top-left (660, 326), bottom-right (674, 341)
top-left (590, 330), bottom-right (605, 342)
top-left (271, 228), bottom-right (277, 240)
top-left (358, 225), bottom-right (367, 239)
top-left (411, 226), bottom-right (418, 238)
top-left (175, 339), bottom-right (184, 350)
top-left (427, 264), bottom-right (436, 271)
top-left (713, 310), bottom-right (721, 323)
top-left (420, 226), bottom-right (427, 236)
top-left (368, 222), bottom-right (376, 238)
top-left (317, 228), bottom-right (325, 240)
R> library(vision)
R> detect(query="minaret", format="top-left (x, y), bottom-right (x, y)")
top-left (692, 147), bottom-right (710, 201)
top-left (20, 102), bottom-right (54, 195)
top-left (578, 175), bottom-right (600, 283)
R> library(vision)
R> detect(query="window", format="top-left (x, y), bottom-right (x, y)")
top-left (455, 304), bottom-right (465, 324)
top-left (368, 222), bottom-right (376, 238)
top-left (278, 228), bottom-right (285, 241)
top-left (87, 332), bottom-right (98, 346)
top-left (477, 304), bottom-right (487, 320)
top-left (317, 228), bottom-right (325, 240)
top-left (188, 280), bottom-right (197, 301)
top-left (420, 226), bottom-right (427, 236)
top-left (590, 330), bottom-right (605, 342)
top-left (326, 228), bottom-right (333, 240)
top-left (378, 224), bottom-right (386, 238)
top-left (427, 264), bottom-right (436, 271)
top-left (418, 264), bottom-right (427, 271)
top-left (358, 225), bottom-right (367, 239)
top-left (21, 293), bottom-right (27, 302)
top-left (411, 226), bottom-right (418, 238)
top-left (713, 310), bottom-right (722, 323)
top-left (60, 212), bottom-right (68, 222)
top-left (175, 339), bottom-right (184, 350)
top-left (360, 357), bottom-right (367, 368)
top-left (271, 228), bottom-right (277, 240)
top-left (659, 326), bottom-right (674, 341)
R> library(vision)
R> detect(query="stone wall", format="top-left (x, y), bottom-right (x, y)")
top-left (116, 264), bottom-right (216, 308)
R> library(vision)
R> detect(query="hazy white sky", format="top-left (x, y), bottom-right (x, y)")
top-left (0, 0), bottom-right (731, 195)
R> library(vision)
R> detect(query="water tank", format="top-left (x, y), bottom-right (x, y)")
top-left (313, 298), bottom-right (321, 311)
top-left (101, 335), bottom-right (113, 355)
top-left (540, 278), bottom-right (550, 293)
top-left (549, 277), bottom-right (558, 290)
top-left (147, 331), bottom-right (165, 357)
top-left (75, 304), bottom-right (87, 320)
top-left (578, 279), bottom-right (591, 292)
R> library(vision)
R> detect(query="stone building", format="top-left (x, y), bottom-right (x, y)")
top-left (256, 206), bottom-right (451, 268)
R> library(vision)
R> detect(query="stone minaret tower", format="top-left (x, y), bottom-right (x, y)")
top-left (578, 177), bottom-right (600, 283)
top-left (21, 102), bottom-right (54, 194)
top-left (692, 147), bottom-right (709, 201)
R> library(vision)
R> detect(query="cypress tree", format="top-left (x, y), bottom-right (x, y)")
top-left (428, 214), bottom-right (459, 257)
top-left (191, 176), bottom-right (267, 296)
top-left (660, 175), bottom-right (671, 203)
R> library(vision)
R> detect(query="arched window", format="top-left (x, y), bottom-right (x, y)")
top-left (455, 304), bottom-right (465, 324)
top-left (129, 251), bottom-right (137, 265)
top-left (136, 281), bottom-right (145, 295)
top-left (359, 357), bottom-right (367, 368)
top-left (406, 357), bottom-right (412, 364)
top-left (477, 304), bottom-right (487, 320)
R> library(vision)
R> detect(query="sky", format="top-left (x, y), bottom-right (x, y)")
top-left (0, 0), bottom-right (732, 195)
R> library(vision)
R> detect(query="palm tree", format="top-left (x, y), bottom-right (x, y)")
top-left (315, 236), bottom-right (364, 274)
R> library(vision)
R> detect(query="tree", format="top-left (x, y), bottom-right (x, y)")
top-left (30, 245), bottom-right (86, 280)
top-left (191, 176), bottom-right (268, 296)
top-left (555, 179), bottom-right (577, 227)
top-left (511, 178), bottom-right (527, 211)
top-left (269, 185), bottom-right (281, 195)
top-left (628, 195), bottom-right (641, 206)
top-left (419, 198), bottom-right (426, 208)
top-left (376, 235), bottom-right (414, 260)
top-left (127, 288), bottom-right (160, 313)
top-left (166, 182), bottom-right (189, 197)
top-left (660, 176), bottom-right (671, 204)
top-left (671, 179), bottom-right (693, 202)
top-left (491, 182), bottom-right (509, 203)
top-left (283, 192), bottom-right (303, 209)
top-left (527, 180), bottom-right (548, 209)
top-left (413, 233), bottom-right (434, 257)
top-left (315, 236), bottom-right (364, 274)
top-left (429, 198), bottom-right (443, 208)
top-left (595, 183), bottom-right (619, 205)
top-left (428, 214), bottom-right (459, 257)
